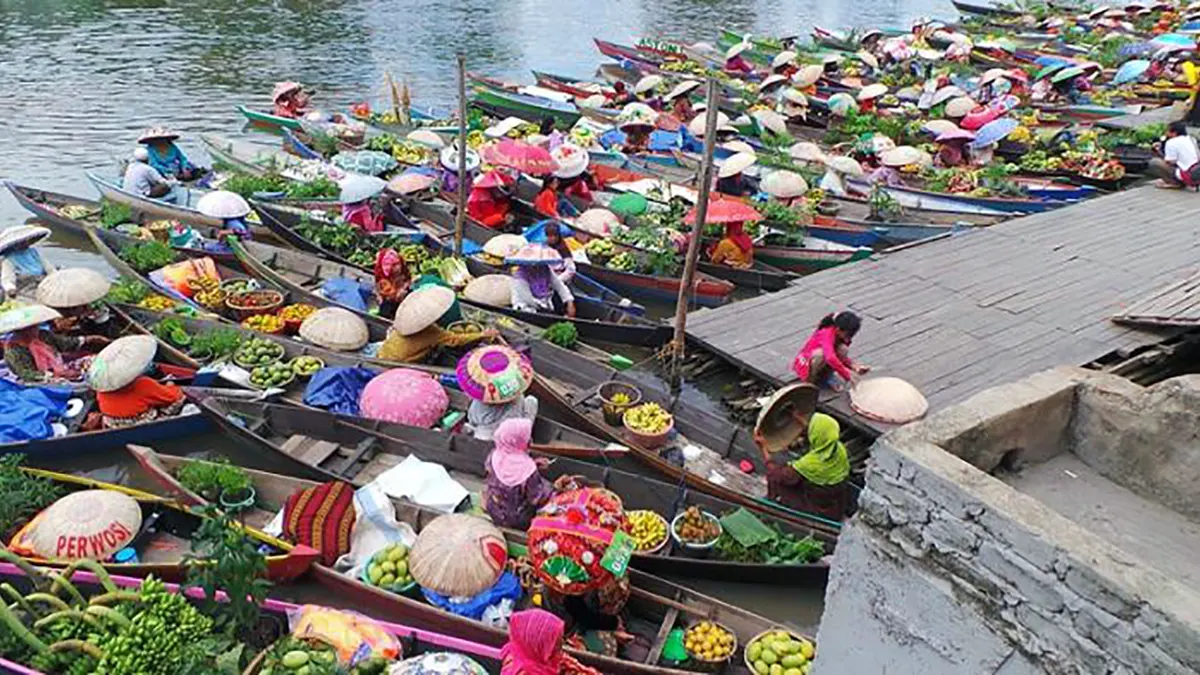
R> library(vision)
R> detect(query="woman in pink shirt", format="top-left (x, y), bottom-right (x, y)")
top-left (792, 311), bottom-right (869, 389)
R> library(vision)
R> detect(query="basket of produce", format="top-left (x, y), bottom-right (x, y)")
top-left (684, 620), bottom-right (738, 672)
top-left (446, 319), bottom-right (485, 334)
top-left (290, 355), bottom-right (325, 379)
top-left (627, 509), bottom-right (669, 555)
top-left (248, 636), bottom-right (341, 674)
top-left (194, 287), bottom-right (228, 312)
top-left (137, 294), bottom-right (177, 312)
top-left (714, 508), bottom-right (826, 565)
top-left (361, 541), bottom-right (418, 596)
top-left (234, 337), bottom-right (285, 368)
top-left (671, 506), bottom-right (722, 558)
top-left (744, 628), bottom-right (815, 675)
top-left (600, 381), bottom-right (641, 426)
top-left (219, 277), bottom-right (253, 295)
top-left (280, 302), bottom-right (318, 333)
top-left (186, 275), bottom-right (220, 296)
top-left (249, 362), bottom-right (297, 390)
top-left (226, 288), bottom-right (284, 320)
top-left (242, 313), bottom-right (286, 334)
top-left (623, 401), bottom-right (673, 448)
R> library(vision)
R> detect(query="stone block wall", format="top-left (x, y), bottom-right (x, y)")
top-left (811, 368), bottom-right (1200, 675)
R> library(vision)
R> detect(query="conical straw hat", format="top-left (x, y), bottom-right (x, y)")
top-left (25, 490), bottom-right (142, 560)
top-left (299, 307), bottom-right (369, 351)
top-left (88, 335), bottom-right (157, 392)
top-left (455, 344), bottom-right (533, 403)
top-left (761, 170), bottom-right (808, 198)
top-left (634, 74), bottom-right (663, 95)
top-left (752, 108), bottom-right (788, 136)
top-left (395, 285), bottom-right (456, 336)
top-left (36, 268), bottom-right (111, 308)
top-left (410, 513), bottom-right (508, 597)
top-left (881, 145), bottom-right (924, 167)
top-left (789, 141), bottom-right (826, 163)
top-left (482, 234), bottom-right (527, 259)
top-left (850, 376), bottom-right (929, 424)
top-left (408, 129), bottom-right (446, 149)
top-left (0, 225), bottom-right (50, 255)
top-left (755, 383), bottom-right (819, 454)
top-left (0, 304), bottom-right (60, 334)
top-left (573, 208), bottom-right (622, 237)
top-left (463, 275), bottom-right (513, 307)
top-left (196, 190), bottom-right (251, 219)
top-left (718, 152), bottom-right (757, 179)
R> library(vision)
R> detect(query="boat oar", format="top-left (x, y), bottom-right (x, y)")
top-left (529, 442), bottom-right (629, 460)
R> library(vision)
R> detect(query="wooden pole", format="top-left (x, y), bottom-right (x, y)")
top-left (670, 78), bottom-right (719, 383)
top-left (454, 53), bottom-right (468, 256)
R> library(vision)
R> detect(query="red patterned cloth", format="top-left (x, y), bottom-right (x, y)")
top-left (283, 481), bottom-right (356, 566)
top-left (528, 488), bottom-right (629, 596)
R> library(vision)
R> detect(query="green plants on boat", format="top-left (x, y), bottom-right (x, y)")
top-left (187, 327), bottom-right (242, 362)
top-left (220, 172), bottom-right (289, 199)
top-left (106, 277), bottom-right (151, 305)
top-left (99, 199), bottom-right (134, 228)
top-left (119, 240), bottom-right (178, 273)
top-left (541, 322), bottom-right (578, 349)
top-left (175, 458), bottom-right (252, 503)
top-left (0, 455), bottom-right (67, 541)
top-left (284, 176), bottom-right (339, 200)
top-left (185, 507), bottom-right (271, 642)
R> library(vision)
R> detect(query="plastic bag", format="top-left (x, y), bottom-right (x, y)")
top-left (336, 482), bottom-right (417, 580)
top-left (158, 257), bottom-right (218, 297)
top-left (288, 604), bottom-right (401, 665)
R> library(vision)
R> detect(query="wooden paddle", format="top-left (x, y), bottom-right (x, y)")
top-left (529, 441), bottom-right (629, 460)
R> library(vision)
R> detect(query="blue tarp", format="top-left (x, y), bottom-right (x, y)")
top-left (0, 379), bottom-right (72, 443)
top-left (521, 220), bottom-right (575, 242)
top-left (421, 571), bottom-right (522, 620)
top-left (322, 277), bottom-right (372, 312)
top-left (302, 367), bottom-right (377, 416)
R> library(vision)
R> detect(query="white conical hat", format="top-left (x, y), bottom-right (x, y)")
top-left (0, 225), bottom-right (51, 255)
top-left (299, 307), bottom-right (369, 351)
top-left (36, 268), bottom-right (111, 309)
top-left (338, 175), bottom-right (388, 203)
top-left (88, 335), bottom-right (158, 392)
top-left (196, 190), bottom-right (251, 219)
top-left (407, 129), bottom-right (446, 148)
top-left (857, 83), bottom-right (888, 101)
top-left (721, 140), bottom-right (757, 155)
top-left (772, 50), bottom-right (798, 69)
top-left (792, 65), bottom-right (824, 87)
top-left (850, 376), bottom-right (928, 424)
top-left (688, 111), bottom-right (733, 137)
top-left (783, 88), bottom-right (808, 106)
top-left (0, 304), bottom-right (60, 334)
top-left (789, 141), bottom-right (826, 163)
top-left (463, 275), bottom-right (513, 307)
top-left (664, 80), bottom-right (701, 102)
top-left (725, 42), bottom-right (751, 60)
top-left (945, 96), bottom-right (977, 118)
top-left (762, 170), bottom-right (808, 198)
top-left (752, 109), bottom-right (788, 136)
top-left (880, 145), bottom-right (924, 167)
top-left (634, 74), bottom-right (664, 95)
top-left (395, 285), bottom-right (457, 336)
top-left (482, 234), bottom-right (527, 258)
top-left (760, 74), bottom-right (789, 91)
top-left (718, 152), bottom-right (757, 179)
top-left (825, 155), bottom-right (864, 177)
top-left (573, 208), bottom-right (622, 237)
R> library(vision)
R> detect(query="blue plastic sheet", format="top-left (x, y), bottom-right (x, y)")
top-left (521, 220), bottom-right (575, 242)
top-left (598, 129), bottom-right (626, 150)
top-left (648, 130), bottom-right (682, 152)
top-left (421, 571), bottom-right (522, 620)
top-left (302, 367), bottom-right (378, 416)
top-left (0, 379), bottom-right (72, 443)
top-left (321, 277), bottom-right (372, 312)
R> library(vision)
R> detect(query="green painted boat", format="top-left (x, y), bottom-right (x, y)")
top-left (471, 87), bottom-right (581, 127)
top-left (237, 104), bottom-right (302, 130)
top-left (754, 235), bottom-right (873, 274)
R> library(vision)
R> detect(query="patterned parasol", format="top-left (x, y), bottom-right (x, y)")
top-left (480, 139), bottom-right (558, 175)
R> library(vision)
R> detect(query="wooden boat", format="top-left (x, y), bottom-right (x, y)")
top-left (7, 468), bottom-right (314, 582)
top-left (951, 0), bottom-right (1023, 17)
top-left (471, 86), bottom-right (582, 127)
top-left (237, 104), bottom-right (303, 130)
top-left (2, 180), bottom-right (277, 257)
top-left (847, 179), bottom-right (1068, 216)
top-left (0, 561), bottom-right (503, 675)
top-left (531, 69), bottom-right (612, 99)
top-left (85, 172), bottom-right (224, 227)
top-left (199, 133), bottom-right (321, 178)
top-left (753, 235), bottom-right (873, 274)
top-left (245, 202), bottom-right (673, 348)
top-left (126, 441), bottom-right (802, 675)
top-left (145, 401), bottom-right (833, 586)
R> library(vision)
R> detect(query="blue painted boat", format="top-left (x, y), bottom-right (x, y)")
top-left (848, 179), bottom-right (1068, 216)
top-left (4, 411), bottom-right (211, 460)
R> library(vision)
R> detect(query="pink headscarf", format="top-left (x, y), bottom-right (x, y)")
top-left (500, 609), bottom-right (564, 675)
top-left (489, 418), bottom-right (537, 487)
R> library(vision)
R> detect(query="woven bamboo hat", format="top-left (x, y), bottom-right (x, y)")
top-left (789, 141), bottom-right (826, 163)
top-left (463, 275), bottom-right (512, 307)
top-left (762, 170), bottom-right (808, 198)
top-left (36, 268), bottom-right (111, 308)
top-left (0, 225), bottom-right (50, 255)
top-left (850, 376), bottom-right (929, 424)
top-left (88, 335), bottom-right (157, 392)
top-left (408, 129), bottom-right (446, 149)
top-left (755, 383), bottom-right (819, 454)
top-left (573, 208), bottom-right (622, 237)
top-left (137, 126), bottom-right (179, 143)
top-left (196, 190), bottom-right (251, 219)
top-left (0, 304), bottom-right (60, 334)
top-left (482, 234), bottom-right (527, 259)
top-left (751, 108), bottom-right (788, 136)
top-left (718, 152), bottom-right (757, 179)
top-left (410, 514), bottom-right (509, 597)
top-left (395, 285), bottom-right (457, 336)
top-left (299, 307), bottom-right (369, 351)
top-left (24, 490), bottom-right (142, 561)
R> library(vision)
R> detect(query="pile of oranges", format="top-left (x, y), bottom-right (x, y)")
top-left (684, 621), bottom-right (736, 663)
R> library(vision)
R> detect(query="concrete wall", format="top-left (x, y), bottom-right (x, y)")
top-left (1072, 374), bottom-right (1200, 522)
top-left (812, 368), bottom-right (1200, 675)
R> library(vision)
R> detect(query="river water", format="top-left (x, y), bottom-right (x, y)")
top-left (0, 0), bottom-right (954, 634)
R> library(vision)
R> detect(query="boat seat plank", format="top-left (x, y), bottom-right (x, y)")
top-left (281, 435), bottom-right (342, 468)
top-left (645, 604), bottom-right (680, 665)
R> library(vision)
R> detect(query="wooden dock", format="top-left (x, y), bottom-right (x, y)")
top-left (687, 185), bottom-right (1199, 434)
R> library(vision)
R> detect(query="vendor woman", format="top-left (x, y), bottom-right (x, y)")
top-left (139, 126), bottom-right (204, 182)
top-left (89, 336), bottom-right (184, 430)
top-left (709, 220), bottom-right (754, 269)
top-left (468, 171), bottom-right (517, 230)
top-left (272, 81), bottom-right (312, 119)
top-left (0, 226), bottom-right (55, 302)
top-left (2, 304), bottom-right (108, 383)
top-left (483, 418), bottom-right (554, 529)
top-left (792, 311), bottom-right (869, 389)
top-left (373, 248), bottom-right (412, 320)
top-left (757, 412), bottom-right (853, 521)
top-left (502, 609), bottom-right (601, 675)
top-left (37, 268), bottom-right (119, 338)
top-left (380, 285), bottom-right (495, 364)
top-left (511, 256), bottom-right (576, 318)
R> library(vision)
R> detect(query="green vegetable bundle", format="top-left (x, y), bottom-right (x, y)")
top-left (175, 457), bottom-right (252, 502)
top-left (220, 171), bottom-right (289, 199)
top-left (541, 321), bottom-right (578, 349)
top-left (119, 241), bottom-right (178, 273)
top-left (713, 526), bottom-right (825, 565)
top-left (105, 277), bottom-right (151, 305)
top-left (187, 327), bottom-right (242, 361)
top-left (0, 455), bottom-right (66, 540)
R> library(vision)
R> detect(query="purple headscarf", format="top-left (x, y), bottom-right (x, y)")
top-left (516, 264), bottom-right (554, 300)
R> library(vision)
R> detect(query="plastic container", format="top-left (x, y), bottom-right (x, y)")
top-left (600, 382), bottom-right (642, 426)
top-left (627, 510), bottom-right (669, 556)
top-left (670, 511), bottom-right (722, 559)
top-left (743, 627), bottom-right (815, 675)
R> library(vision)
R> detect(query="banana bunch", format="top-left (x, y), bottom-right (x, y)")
top-left (624, 402), bottom-right (672, 434)
top-left (391, 141), bottom-right (429, 165)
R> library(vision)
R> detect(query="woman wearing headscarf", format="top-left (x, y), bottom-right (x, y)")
top-left (468, 171), bottom-right (517, 230)
top-left (0, 226), bottom-right (55, 301)
top-left (483, 418), bottom-right (554, 529)
top-left (759, 412), bottom-right (853, 520)
top-left (542, 222), bottom-right (578, 285)
top-left (96, 375), bottom-right (185, 429)
top-left (511, 263), bottom-right (576, 317)
top-left (501, 609), bottom-right (601, 675)
top-left (708, 221), bottom-right (754, 269)
top-left (272, 81), bottom-right (311, 119)
top-left (4, 325), bottom-right (105, 383)
top-left (373, 248), bottom-right (412, 319)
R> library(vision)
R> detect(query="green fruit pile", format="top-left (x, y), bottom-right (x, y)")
top-left (606, 251), bottom-right (638, 272)
top-left (586, 239), bottom-right (616, 259)
top-left (746, 630), bottom-right (815, 675)
top-left (258, 637), bottom-right (338, 675)
top-left (291, 356), bottom-right (323, 378)
top-left (251, 362), bottom-right (295, 389)
top-left (234, 338), bottom-right (284, 367)
top-left (365, 542), bottom-right (413, 590)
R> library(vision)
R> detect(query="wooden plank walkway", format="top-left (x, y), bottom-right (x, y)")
top-left (687, 185), bottom-right (1199, 433)
top-left (1112, 270), bottom-right (1200, 327)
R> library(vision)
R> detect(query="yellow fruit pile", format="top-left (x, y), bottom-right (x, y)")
top-left (189, 276), bottom-right (219, 294)
top-left (279, 303), bottom-right (317, 322)
top-left (684, 621), bottom-right (736, 663)
top-left (243, 314), bottom-right (285, 332)
top-left (746, 629), bottom-right (814, 675)
top-left (194, 288), bottom-right (227, 309)
top-left (627, 510), bottom-right (667, 551)
top-left (609, 391), bottom-right (631, 406)
top-left (138, 295), bottom-right (176, 311)
top-left (624, 402), bottom-right (672, 435)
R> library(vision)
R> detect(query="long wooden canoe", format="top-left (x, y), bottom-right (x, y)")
top-left (8, 468), bottom-right (314, 582)
top-left (0, 560), bottom-right (503, 674)
top-left (86, 172), bottom-right (225, 227)
top-left (125, 440), bottom-right (800, 674)
top-left (237, 104), bottom-right (303, 130)
top-left (165, 399), bottom-right (832, 586)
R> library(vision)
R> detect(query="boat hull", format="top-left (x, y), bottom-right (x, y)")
top-left (86, 172), bottom-right (223, 227)
top-left (237, 104), bottom-right (302, 130)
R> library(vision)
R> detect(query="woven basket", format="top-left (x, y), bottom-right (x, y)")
top-left (684, 621), bottom-right (738, 673)
top-left (226, 289), bottom-right (284, 321)
top-left (743, 628), bottom-right (814, 675)
top-left (299, 307), bottom-right (370, 352)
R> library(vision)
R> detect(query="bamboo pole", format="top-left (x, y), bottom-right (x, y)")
top-left (454, 53), bottom-right (468, 256)
top-left (385, 72), bottom-right (403, 124)
top-left (670, 78), bottom-right (719, 383)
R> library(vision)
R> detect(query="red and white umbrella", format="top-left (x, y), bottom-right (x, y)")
top-left (684, 198), bottom-right (763, 225)
top-left (480, 139), bottom-right (558, 175)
